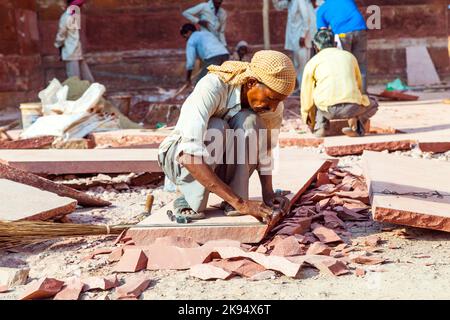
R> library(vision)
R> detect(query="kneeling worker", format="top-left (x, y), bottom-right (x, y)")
top-left (301, 29), bottom-right (378, 137)
top-left (158, 50), bottom-right (297, 223)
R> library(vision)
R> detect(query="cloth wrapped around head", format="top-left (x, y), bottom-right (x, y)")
top-left (207, 50), bottom-right (296, 96)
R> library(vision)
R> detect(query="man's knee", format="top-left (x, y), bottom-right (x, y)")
top-left (231, 109), bottom-right (266, 132)
top-left (208, 117), bottom-right (230, 132)
top-left (366, 97), bottom-right (379, 117)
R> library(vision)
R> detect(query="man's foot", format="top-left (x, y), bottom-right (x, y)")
top-left (220, 201), bottom-right (244, 217)
top-left (342, 127), bottom-right (363, 137)
top-left (173, 197), bottom-right (206, 220)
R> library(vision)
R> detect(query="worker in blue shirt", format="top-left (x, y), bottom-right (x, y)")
top-left (317, 0), bottom-right (368, 92)
top-left (180, 23), bottom-right (230, 85)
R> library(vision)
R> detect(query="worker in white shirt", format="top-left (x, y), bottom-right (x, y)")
top-left (158, 51), bottom-right (296, 223)
top-left (273, 0), bottom-right (319, 89)
top-left (54, 0), bottom-right (94, 82)
top-left (182, 0), bottom-right (228, 46)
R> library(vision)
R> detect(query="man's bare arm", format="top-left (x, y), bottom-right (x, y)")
top-left (179, 153), bottom-right (272, 222)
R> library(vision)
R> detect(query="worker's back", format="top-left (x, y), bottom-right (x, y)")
top-left (307, 47), bottom-right (364, 107)
top-left (316, 0), bottom-right (366, 34)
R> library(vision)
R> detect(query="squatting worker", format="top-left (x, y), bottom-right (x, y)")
top-left (180, 23), bottom-right (230, 85)
top-left (158, 51), bottom-right (297, 223)
top-left (300, 30), bottom-right (378, 138)
top-left (54, 0), bottom-right (95, 82)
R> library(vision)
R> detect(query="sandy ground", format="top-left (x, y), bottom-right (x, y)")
top-left (1, 147), bottom-right (449, 300)
top-left (0, 87), bottom-right (449, 300)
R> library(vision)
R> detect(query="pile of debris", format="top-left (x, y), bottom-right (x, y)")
top-left (9, 167), bottom-right (386, 300)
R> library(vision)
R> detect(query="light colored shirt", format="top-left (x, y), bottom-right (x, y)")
top-left (182, 0), bottom-right (228, 46)
top-left (54, 8), bottom-right (83, 61)
top-left (300, 47), bottom-right (370, 124)
top-left (159, 74), bottom-right (284, 173)
top-left (316, 0), bottom-right (367, 34)
top-left (186, 31), bottom-right (229, 70)
top-left (272, 0), bottom-right (317, 51)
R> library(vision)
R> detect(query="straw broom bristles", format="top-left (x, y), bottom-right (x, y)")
top-left (0, 220), bottom-right (130, 250)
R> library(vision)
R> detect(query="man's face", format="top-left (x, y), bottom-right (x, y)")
top-left (213, 0), bottom-right (223, 9)
top-left (237, 46), bottom-right (248, 58)
top-left (245, 80), bottom-right (287, 114)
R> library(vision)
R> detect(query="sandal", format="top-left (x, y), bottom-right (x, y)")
top-left (220, 201), bottom-right (244, 217)
top-left (173, 197), bottom-right (206, 220)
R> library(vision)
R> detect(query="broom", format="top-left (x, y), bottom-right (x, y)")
top-left (0, 220), bottom-right (130, 250)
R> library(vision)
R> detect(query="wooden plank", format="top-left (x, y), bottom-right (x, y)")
top-left (362, 151), bottom-right (450, 232)
top-left (128, 149), bottom-right (333, 244)
top-left (0, 149), bottom-right (161, 175)
top-left (0, 179), bottom-right (77, 221)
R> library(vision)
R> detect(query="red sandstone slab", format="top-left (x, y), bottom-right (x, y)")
top-left (82, 275), bottom-right (119, 291)
top-left (214, 247), bottom-right (304, 278)
top-left (306, 242), bottom-right (332, 256)
top-left (324, 134), bottom-right (414, 156)
top-left (113, 249), bottom-right (148, 273)
top-left (0, 136), bottom-right (54, 149)
top-left (418, 138), bottom-right (450, 154)
top-left (362, 151), bottom-right (450, 232)
top-left (153, 236), bottom-right (200, 248)
top-left (128, 149), bottom-right (333, 244)
top-left (0, 149), bottom-right (161, 174)
top-left (190, 264), bottom-right (233, 280)
top-left (210, 258), bottom-right (266, 278)
top-left (270, 236), bottom-right (304, 257)
top-left (0, 162), bottom-right (110, 207)
top-left (142, 245), bottom-right (214, 270)
top-left (305, 256), bottom-right (349, 276)
top-left (90, 129), bottom-right (170, 148)
top-left (115, 275), bottom-right (152, 299)
top-left (19, 277), bottom-right (65, 300)
top-left (312, 225), bottom-right (343, 244)
top-left (0, 179), bottom-right (77, 221)
top-left (53, 278), bottom-right (84, 300)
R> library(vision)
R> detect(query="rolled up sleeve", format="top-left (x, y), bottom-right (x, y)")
top-left (175, 75), bottom-right (223, 159)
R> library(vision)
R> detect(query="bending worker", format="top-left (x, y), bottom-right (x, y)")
top-left (301, 30), bottom-right (378, 137)
top-left (158, 50), bottom-right (296, 223)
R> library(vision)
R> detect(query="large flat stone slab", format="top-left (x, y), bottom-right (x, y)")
top-left (0, 162), bottom-right (110, 207)
top-left (322, 100), bottom-right (450, 156)
top-left (0, 179), bottom-right (77, 221)
top-left (362, 151), bottom-right (450, 232)
top-left (128, 148), bottom-right (333, 244)
top-left (0, 149), bottom-right (161, 175)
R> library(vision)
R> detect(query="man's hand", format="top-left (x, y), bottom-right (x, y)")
top-left (267, 195), bottom-right (290, 212)
top-left (299, 37), bottom-right (306, 48)
top-left (236, 200), bottom-right (273, 224)
top-left (198, 20), bottom-right (209, 29)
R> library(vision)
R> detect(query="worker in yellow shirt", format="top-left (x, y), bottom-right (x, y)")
top-left (300, 29), bottom-right (378, 137)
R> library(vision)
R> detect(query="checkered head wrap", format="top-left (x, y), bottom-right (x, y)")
top-left (207, 50), bottom-right (296, 96)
